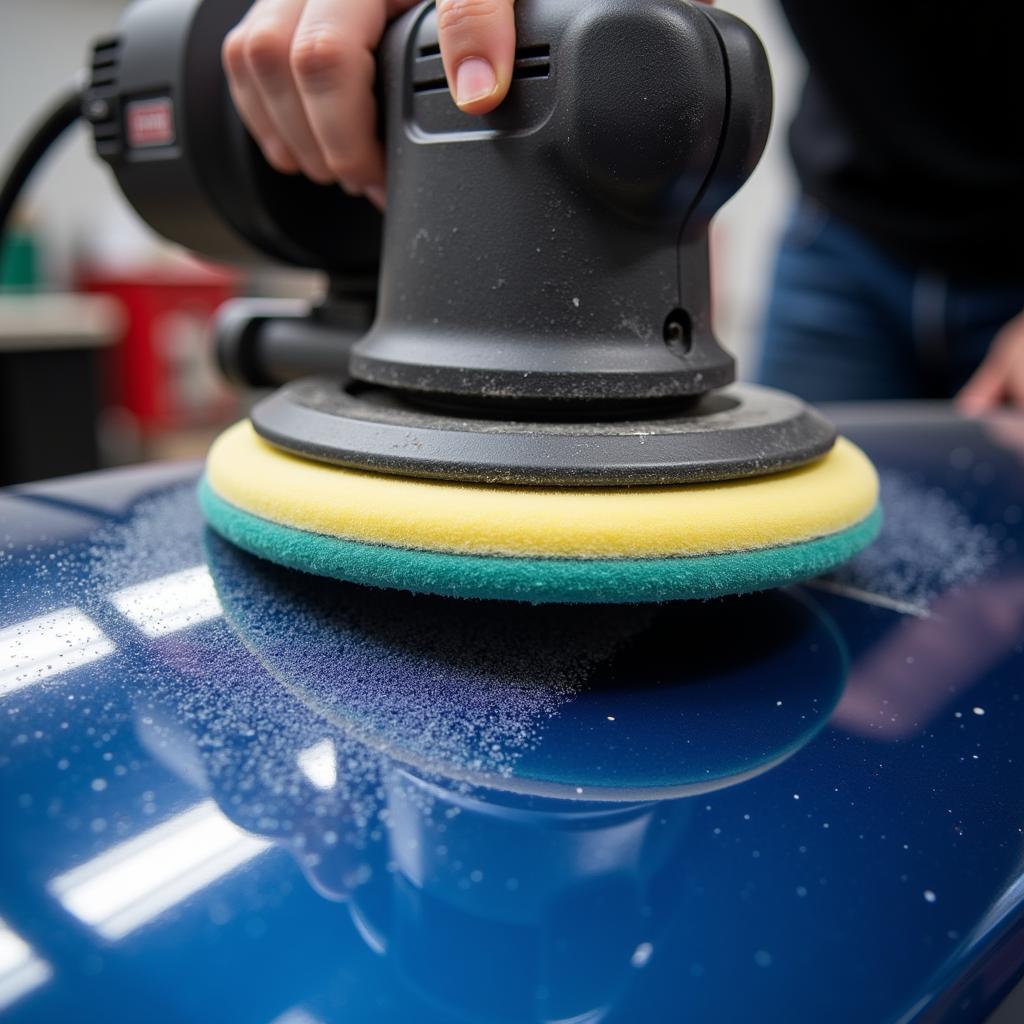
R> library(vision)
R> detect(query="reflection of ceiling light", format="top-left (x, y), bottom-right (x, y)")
top-left (110, 566), bottom-right (222, 637)
top-left (967, 866), bottom-right (1024, 948)
top-left (271, 1009), bottom-right (326, 1024)
top-left (49, 800), bottom-right (271, 941)
top-left (629, 941), bottom-right (654, 968)
top-left (0, 917), bottom-right (52, 1013)
top-left (0, 608), bottom-right (114, 698)
top-left (297, 739), bottom-right (338, 791)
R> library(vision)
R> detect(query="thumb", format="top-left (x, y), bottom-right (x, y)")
top-left (437, 0), bottom-right (516, 114)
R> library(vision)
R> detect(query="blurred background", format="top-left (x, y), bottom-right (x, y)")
top-left (0, 0), bottom-right (803, 486)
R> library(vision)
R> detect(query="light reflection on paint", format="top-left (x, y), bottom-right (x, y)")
top-left (965, 863), bottom-right (1024, 949)
top-left (0, 917), bottom-right (52, 1012)
top-left (0, 608), bottom-right (114, 698)
top-left (270, 1009), bottom-right (327, 1024)
top-left (48, 799), bottom-right (270, 940)
top-left (109, 565), bottom-right (222, 637)
top-left (297, 739), bottom-right (338, 791)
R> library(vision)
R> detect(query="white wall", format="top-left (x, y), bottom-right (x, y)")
top-left (713, 0), bottom-right (804, 371)
top-left (1, 0), bottom-right (804, 357)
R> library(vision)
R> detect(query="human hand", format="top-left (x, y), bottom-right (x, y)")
top-left (956, 308), bottom-right (1024, 414)
top-left (222, 0), bottom-right (518, 206)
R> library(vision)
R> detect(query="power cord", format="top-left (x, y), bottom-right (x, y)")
top-left (0, 87), bottom-right (83, 250)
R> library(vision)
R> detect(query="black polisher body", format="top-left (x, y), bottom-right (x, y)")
top-left (85, 0), bottom-right (834, 487)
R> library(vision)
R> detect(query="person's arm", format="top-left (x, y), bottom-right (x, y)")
top-left (956, 310), bottom-right (1024, 413)
top-left (222, 0), bottom-right (517, 207)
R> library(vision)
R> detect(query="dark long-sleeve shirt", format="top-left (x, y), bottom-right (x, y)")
top-left (778, 0), bottom-right (1024, 282)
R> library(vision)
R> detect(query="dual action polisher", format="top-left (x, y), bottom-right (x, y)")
top-left (72, 0), bottom-right (879, 602)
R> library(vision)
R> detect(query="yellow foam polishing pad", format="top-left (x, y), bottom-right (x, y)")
top-left (204, 421), bottom-right (878, 560)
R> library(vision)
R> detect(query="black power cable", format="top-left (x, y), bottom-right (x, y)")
top-left (0, 87), bottom-right (83, 253)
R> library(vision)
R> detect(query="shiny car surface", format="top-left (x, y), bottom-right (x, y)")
top-left (1, 408), bottom-right (1023, 1023)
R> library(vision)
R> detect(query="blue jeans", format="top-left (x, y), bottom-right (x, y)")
top-left (756, 200), bottom-right (1024, 402)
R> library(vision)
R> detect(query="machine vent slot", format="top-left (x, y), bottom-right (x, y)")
top-left (413, 43), bottom-right (550, 92)
top-left (413, 77), bottom-right (448, 94)
top-left (513, 63), bottom-right (548, 81)
top-left (515, 43), bottom-right (549, 61)
top-left (513, 43), bottom-right (550, 79)
top-left (86, 36), bottom-right (123, 159)
top-left (90, 37), bottom-right (121, 88)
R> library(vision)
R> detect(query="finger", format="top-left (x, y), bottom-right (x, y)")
top-left (240, 0), bottom-right (337, 184)
top-left (436, 0), bottom-right (517, 114)
top-left (1000, 319), bottom-right (1024, 410)
top-left (386, 0), bottom-right (423, 18)
top-left (956, 347), bottom-right (1010, 415)
top-left (985, 415), bottom-right (1024, 461)
top-left (290, 0), bottom-right (388, 194)
top-left (223, 14), bottom-right (302, 174)
top-left (1007, 361), bottom-right (1024, 410)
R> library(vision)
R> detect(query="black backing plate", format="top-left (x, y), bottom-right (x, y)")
top-left (249, 379), bottom-right (837, 486)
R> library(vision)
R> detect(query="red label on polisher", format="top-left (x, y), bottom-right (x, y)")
top-left (126, 97), bottom-right (176, 149)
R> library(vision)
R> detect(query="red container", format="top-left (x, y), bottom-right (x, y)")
top-left (80, 263), bottom-right (239, 434)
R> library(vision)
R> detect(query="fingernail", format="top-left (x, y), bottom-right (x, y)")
top-left (364, 185), bottom-right (387, 210)
top-left (455, 58), bottom-right (497, 107)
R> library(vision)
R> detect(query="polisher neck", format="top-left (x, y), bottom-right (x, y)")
top-left (349, 0), bottom-right (772, 409)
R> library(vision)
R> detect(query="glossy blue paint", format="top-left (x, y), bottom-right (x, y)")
top-left (0, 408), bottom-right (1022, 1024)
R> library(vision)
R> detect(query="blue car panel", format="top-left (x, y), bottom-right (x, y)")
top-left (1, 409), bottom-right (1023, 1023)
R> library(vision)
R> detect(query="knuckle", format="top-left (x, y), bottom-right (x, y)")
top-left (264, 141), bottom-right (296, 173)
top-left (290, 28), bottom-right (357, 84)
top-left (304, 167), bottom-right (335, 185)
top-left (244, 23), bottom-right (292, 75)
top-left (436, 0), bottom-right (501, 35)
top-left (325, 153), bottom-right (375, 191)
top-left (325, 153), bottom-right (359, 179)
top-left (222, 29), bottom-right (248, 76)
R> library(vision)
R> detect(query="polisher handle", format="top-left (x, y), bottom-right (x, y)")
top-left (215, 298), bottom-right (372, 388)
top-left (352, 0), bottom-right (774, 406)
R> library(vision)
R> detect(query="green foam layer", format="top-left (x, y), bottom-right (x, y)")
top-left (198, 477), bottom-right (882, 604)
